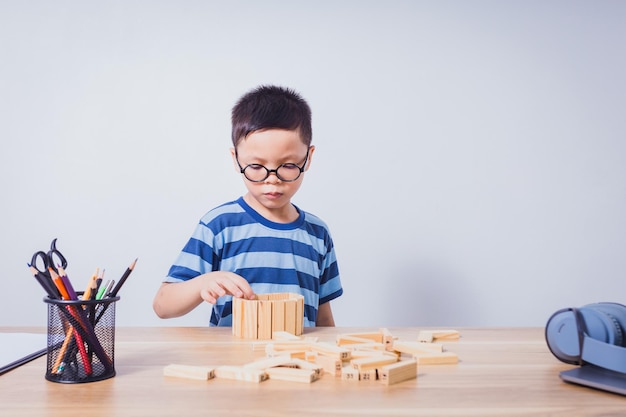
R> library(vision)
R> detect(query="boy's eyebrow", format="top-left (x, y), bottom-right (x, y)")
top-left (237, 151), bottom-right (308, 165)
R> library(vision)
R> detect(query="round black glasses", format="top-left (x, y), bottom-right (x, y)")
top-left (235, 148), bottom-right (310, 183)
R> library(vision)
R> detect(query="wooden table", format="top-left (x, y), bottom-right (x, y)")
top-left (1, 327), bottom-right (624, 416)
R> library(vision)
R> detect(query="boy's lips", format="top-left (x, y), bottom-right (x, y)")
top-left (264, 192), bottom-right (283, 199)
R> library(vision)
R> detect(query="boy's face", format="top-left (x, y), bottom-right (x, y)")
top-left (231, 128), bottom-right (314, 221)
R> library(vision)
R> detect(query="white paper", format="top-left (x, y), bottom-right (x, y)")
top-left (0, 333), bottom-right (47, 371)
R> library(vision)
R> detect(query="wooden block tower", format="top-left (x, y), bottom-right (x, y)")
top-left (232, 293), bottom-right (304, 339)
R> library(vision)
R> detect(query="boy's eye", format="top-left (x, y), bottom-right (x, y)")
top-left (279, 163), bottom-right (299, 171)
top-left (247, 164), bottom-right (265, 171)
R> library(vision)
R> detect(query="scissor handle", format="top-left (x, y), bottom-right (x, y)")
top-left (31, 251), bottom-right (52, 275)
top-left (48, 238), bottom-right (68, 270)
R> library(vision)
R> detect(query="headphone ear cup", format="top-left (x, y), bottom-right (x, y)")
top-left (546, 307), bottom-right (620, 364)
top-left (583, 303), bottom-right (626, 347)
top-left (546, 309), bottom-right (584, 364)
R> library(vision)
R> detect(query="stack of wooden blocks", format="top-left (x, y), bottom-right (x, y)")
top-left (232, 293), bottom-right (304, 339)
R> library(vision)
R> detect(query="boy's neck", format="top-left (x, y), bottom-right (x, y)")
top-left (242, 193), bottom-right (299, 224)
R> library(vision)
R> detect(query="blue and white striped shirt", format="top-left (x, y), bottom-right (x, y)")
top-left (165, 197), bottom-right (343, 326)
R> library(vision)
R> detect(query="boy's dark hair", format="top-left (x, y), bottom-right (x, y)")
top-left (231, 85), bottom-right (312, 147)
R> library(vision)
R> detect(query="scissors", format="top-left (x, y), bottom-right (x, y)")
top-left (31, 238), bottom-right (68, 278)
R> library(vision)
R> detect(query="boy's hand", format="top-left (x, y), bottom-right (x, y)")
top-left (199, 271), bottom-right (255, 304)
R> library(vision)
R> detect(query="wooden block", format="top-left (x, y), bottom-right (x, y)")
top-left (272, 331), bottom-right (300, 340)
top-left (381, 328), bottom-right (396, 350)
top-left (336, 335), bottom-right (381, 346)
top-left (163, 364), bottom-right (215, 381)
top-left (351, 355), bottom-right (398, 371)
top-left (341, 366), bottom-right (361, 381)
top-left (309, 342), bottom-right (351, 361)
top-left (338, 331), bottom-right (384, 344)
top-left (349, 349), bottom-right (389, 360)
top-left (418, 330), bottom-right (460, 342)
top-left (413, 351), bottom-right (459, 365)
top-left (242, 298), bottom-right (258, 339)
top-left (265, 342), bottom-right (310, 359)
top-left (295, 297), bottom-right (304, 336)
top-left (232, 297), bottom-right (242, 338)
top-left (214, 366), bottom-right (268, 383)
top-left (243, 356), bottom-right (298, 370)
top-left (265, 341), bottom-right (311, 351)
top-left (360, 368), bottom-right (378, 381)
top-left (284, 299), bottom-right (297, 335)
top-left (258, 300), bottom-right (273, 340)
top-left (305, 351), bottom-right (318, 362)
top-left (287, 358), bottom-right (324, 377)
top-left (379, 359), bottom-right (417, 385)
top-left (314, 354), bottom-right (342, 377)
top-left (272, 301), bottom-right (286, 333)
top-left (347, 342), bottom-right (387, 351)
top-left (266, 367), bottom-right (318, 383)
top-left (393, 341), bottom-right (444, 355)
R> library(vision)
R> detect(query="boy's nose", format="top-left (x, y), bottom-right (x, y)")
top-left (264, 171), bottom-right (281, 184)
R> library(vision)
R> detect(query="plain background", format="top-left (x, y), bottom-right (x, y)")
top-left (1, 1), bottom-right (625, 328)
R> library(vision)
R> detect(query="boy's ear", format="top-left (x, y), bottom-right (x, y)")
top-left (230, 148), bottom-right (239, 172)
top-left (305, 145), bottom-right (315, 171)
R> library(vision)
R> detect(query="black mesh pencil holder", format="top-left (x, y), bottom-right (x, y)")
top-left (44, 294), bottom-right (119, 383)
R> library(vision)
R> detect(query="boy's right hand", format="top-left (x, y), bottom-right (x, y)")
top-left (199, 271), bottom-right (255, 304)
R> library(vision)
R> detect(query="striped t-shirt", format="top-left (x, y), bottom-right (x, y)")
top-left (165, 197), bottom-right (343, 326)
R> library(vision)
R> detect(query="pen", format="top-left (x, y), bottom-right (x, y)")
top-left (109, 258), bottom-right (138, 296)
top-left (104, 279), bottom-right (115, 297)
top-left (96, 280), bottom-right (110, 300)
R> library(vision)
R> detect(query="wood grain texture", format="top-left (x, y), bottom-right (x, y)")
top-left (1, 326), bottom-right (623, 417)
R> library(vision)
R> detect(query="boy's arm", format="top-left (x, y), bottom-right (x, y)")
top-left (316, 302), bottom-right (336, 327)
top-left (153, 272), bottom-right (255, 319)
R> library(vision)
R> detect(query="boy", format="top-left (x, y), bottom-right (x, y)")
top-left (153, 85), bottom-right (343, 327)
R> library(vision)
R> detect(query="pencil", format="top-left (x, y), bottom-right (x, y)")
top-left (109, 258), bottom-right (138, 297)
top-left (82, 268), bottom-right (99, 301)
top-left (50, 268), bottom-right (71, 300)
top-left (57, 266), bottom-right (77, 300)
top-left (28, 264), bottom-right (59, 298)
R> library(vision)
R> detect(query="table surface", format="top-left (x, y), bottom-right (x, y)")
top-left (1, 326), bottom-right (625, 417)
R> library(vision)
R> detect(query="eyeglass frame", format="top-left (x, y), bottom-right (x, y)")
top-left (234, 147), bottom-right (311, 183)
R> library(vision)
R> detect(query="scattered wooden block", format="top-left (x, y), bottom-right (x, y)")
top-left (272, 331), bottom-right (301, 340)
top-left (163, 364), bottom-right (215, 381)
top-left (341, 366), bottom-right (361, 381)
top-left (265, 341), bottom-right (311, 359)
top-left (418, 330), bottom-right (460, 343)
top-left (351, 355), bottom-right (398, 371)
top-left (359, 368), bottom-right (378, 381)
top-left (266, 367), bottom-right (319, 383)
top-left (337, 334), bottom-right (380, 346)
top-left (379, 359), bottom-right (417, 385)
top-left (243, 356), bottom-right (298, 370)
top-left (214, 366), bottom-right (268, 383)
top-left (413, 351), bottom-right (459, 365)
top-left (286, 358), bottom-right (324, 377)
top-left (381, 328), bottom-right (396, 350)
top-left (309, 342), bottom-right (351, 361)
top-left (393, 341), bottom-right (444, 355)
top-left (315, 354), bottom-right (342, 377)
top-left (349, 349), bottom-right (391, 360)
top-left (232, 293), bottom-right (305, 339)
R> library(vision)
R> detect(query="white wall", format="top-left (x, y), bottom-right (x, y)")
top-left (1, 1), bottom-right (625, 328)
